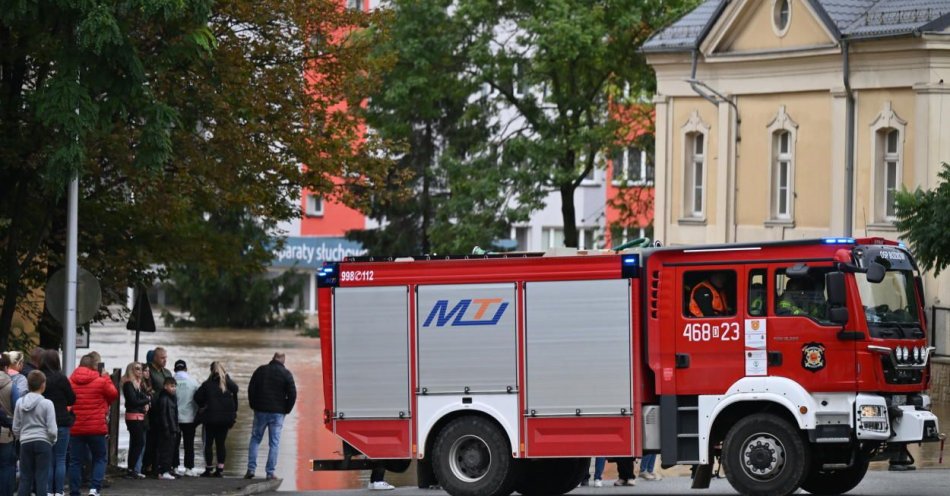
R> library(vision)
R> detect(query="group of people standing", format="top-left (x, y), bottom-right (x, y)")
top-left (1, 348), bottom-right (118, 496)
top-left (122, 348), bottom-right (296, 483)
top-left (0, 345), bottom-right (297, 496)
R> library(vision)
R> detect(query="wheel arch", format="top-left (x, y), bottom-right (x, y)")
top-left (421, 409), bottom-right (514, 460)
top-left (699, 377), bottom-right (817, 463)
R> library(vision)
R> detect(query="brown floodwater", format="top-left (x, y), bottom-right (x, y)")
top-left (88, 321), bottom-right (949, 491)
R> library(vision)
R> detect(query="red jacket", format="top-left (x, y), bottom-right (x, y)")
top-left (69, 367), bottom-right (118, 436)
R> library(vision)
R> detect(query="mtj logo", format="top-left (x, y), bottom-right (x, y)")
top-left (423, 298), bottom-right (509, 327)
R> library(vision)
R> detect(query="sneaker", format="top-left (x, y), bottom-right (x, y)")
top-left (159, 472), bottom-right (176, 480)
top-left (200, 468), bottom-right (214, 477)
top-left (244, 471), bottom-right (255, 479)
top-left (265, 474), bottom-right (277, 481)
top-left (614, 479), bottom-right (637, 486)
top-left (213, 467), bottom-right (224, 478)
top-left (185, 468), bottom-right (200, 477)
top-left (175, 466), bottom-right (186, 476)
top-left (641, 471), bottom-right (660, 481)
top-left (369, 481), bottom-right (395, 490)
top-left (88, 490), bottom-right (100, 496)
top-left (593, 479), bottom-right (603, 487)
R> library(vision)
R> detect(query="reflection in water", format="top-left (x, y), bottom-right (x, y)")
top-left (89, 321), bottom-right (949, 490)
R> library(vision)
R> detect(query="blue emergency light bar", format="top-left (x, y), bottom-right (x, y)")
top-left (317, 262), bottom-right (340, 288)
top-left (621, 254), bottom-right (640, 279)
top-left (822, 237), bottom-right (855, 245)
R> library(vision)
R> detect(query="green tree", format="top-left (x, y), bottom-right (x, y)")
top-left (895, 163), bottom-right (950, 275)
top-left (0, 1), bottom-right (386, 349)
top-left (458, 0), bottom-right (698, 247)
top-left (350, 0), bottom-right (543, 256)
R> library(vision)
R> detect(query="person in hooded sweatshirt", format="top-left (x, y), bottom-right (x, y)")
top-left (40, 350), bottom-right (75, 496)
top-left (12, 370), bottom-right (57, 496)
top-left (69, 353), bottom-right (118, 496)
top-left (0, 353), bottom-right (20, 496)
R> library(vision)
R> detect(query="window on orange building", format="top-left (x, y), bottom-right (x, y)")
top-left (305, 194), bottom-right (324, 217)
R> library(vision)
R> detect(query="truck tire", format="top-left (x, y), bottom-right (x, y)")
top-left (800, 457), bottom-right (870, 495)
top-left (722, 413), bottom-right (809, 496)
top-left (431, 416), bottom-right (518, 496)
top-left (515, 458), bottom-right (588, 495)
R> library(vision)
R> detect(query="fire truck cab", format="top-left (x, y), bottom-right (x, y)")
top-left (315, 237), bottom-right (941, 496)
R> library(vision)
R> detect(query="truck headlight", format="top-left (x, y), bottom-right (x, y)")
top-left (914, 346), bottom-right (922, 363)
top-left (858, 404), bottom-right (888, 432)
top-left (860, 405), bottom-right (884, 418)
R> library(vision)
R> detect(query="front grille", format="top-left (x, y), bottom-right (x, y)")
top-left (880, 356), bottom-right (923, 385)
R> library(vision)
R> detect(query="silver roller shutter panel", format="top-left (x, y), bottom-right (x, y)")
top-left (525, 279), bottom-right (632, 415)
top-left (417, 283), bottom-right (517, 394)
top-left (333, 286), bottom-right (410, 418)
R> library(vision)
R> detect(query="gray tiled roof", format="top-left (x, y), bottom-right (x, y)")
top-left (642, 0), bottom-right (726, 52)
top-left (643, 0), bottom-right (950, 53)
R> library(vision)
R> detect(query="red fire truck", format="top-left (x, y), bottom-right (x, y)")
top-left (314, 237), bottom-right (942, 496)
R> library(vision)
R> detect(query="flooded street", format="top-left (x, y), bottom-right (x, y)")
top-left (87, 320), bottom-right (949, 491)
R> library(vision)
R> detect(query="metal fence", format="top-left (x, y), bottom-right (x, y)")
top-left (930, 306), bottom-right (950, 357)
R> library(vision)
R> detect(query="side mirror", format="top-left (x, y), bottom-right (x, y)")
top-left (866, 262), bottom-right (886, 284)
top-left (826, 272), bottom-right (847, 307)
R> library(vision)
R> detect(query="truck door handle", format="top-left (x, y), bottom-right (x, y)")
top-left (675, 353), bottom-right (690, 369)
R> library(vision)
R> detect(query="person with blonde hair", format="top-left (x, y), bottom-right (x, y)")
top-left (4, 351), bottom-right (28, 398)
top-left (121, 362), bottom-right (150, 479)
top-left (194, 362), bottom-right (238, 477)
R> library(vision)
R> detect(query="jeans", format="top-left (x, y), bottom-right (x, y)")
top-left (69, 435), bottom-right (106, 496)
top-left (641, 453), bottom-right (657, 473)
top-left (593, 457), bottom-right (606, 479)
top-left (246, 412), bottom-right (284, 476)
top-left (19, 441), bottom-right (51, 496)
top-left (48, 426), bottom-right (70, 493)
top-left (0, 441), bottom-right (16, 496)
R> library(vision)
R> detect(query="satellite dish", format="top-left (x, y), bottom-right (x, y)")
top-left (45, 267), bottom-right (102, 326)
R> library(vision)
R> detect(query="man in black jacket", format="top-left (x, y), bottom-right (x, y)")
top-left (244, 353), bottom-right (296, 480)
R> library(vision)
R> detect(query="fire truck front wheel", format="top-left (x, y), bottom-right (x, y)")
top-left (722, 413), bottom-right (809, 496)
top-left (431, 416), bottom-right (519, 496)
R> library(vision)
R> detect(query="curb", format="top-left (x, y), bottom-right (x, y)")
top-left (198, 478), bottom-right (283, 496)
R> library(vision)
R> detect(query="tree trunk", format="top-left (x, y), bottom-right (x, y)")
top-left (560, 183), bottom-right (579, 248)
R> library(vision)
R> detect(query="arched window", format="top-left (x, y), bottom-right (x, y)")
top-left (869, 102), bottom-right (906, 224)
top-left (766, 106), bottom-right (798, 223)
top-left (680, 111), bottom-right (710, 220)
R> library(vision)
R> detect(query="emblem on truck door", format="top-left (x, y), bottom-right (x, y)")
top-left (801, 342), bottom-right (826, 372)
top-left (423, 299), bottom-right (509, 327)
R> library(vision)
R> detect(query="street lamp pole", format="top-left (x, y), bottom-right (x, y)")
top-left (64, 176), bottom-right (78, 373)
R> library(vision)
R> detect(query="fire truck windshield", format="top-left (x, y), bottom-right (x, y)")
top-left (855, 269), bottom-right (922, 339)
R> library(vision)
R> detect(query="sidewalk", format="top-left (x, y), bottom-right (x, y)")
top-left (98, 476), bottom-right (282, 496)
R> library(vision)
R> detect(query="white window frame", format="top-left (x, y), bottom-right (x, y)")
top-left (305, 193), bottom-right (324, 217)
top-left (772, 0), bottom-right (791, 37)
top-left (869, 101), bottom-right (907, 225)
top-left (612, 146), bottom-right (653, 186)
top-left (766, 106), bottom-right (798, 223)
top-left (680, 111), bottom-right (710, 220)
top-left (513, 61), bottom-right (526, 98)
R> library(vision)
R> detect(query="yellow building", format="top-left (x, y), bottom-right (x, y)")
top-left (644, 0), bottom-right (950, 399)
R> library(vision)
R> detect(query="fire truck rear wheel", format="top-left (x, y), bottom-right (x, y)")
top-left (431, 416), bottom-right (518, 496)
top-left (799, 456), bottom-right (870, 495)
top-left (722, 413), bottom-right (809, 496)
